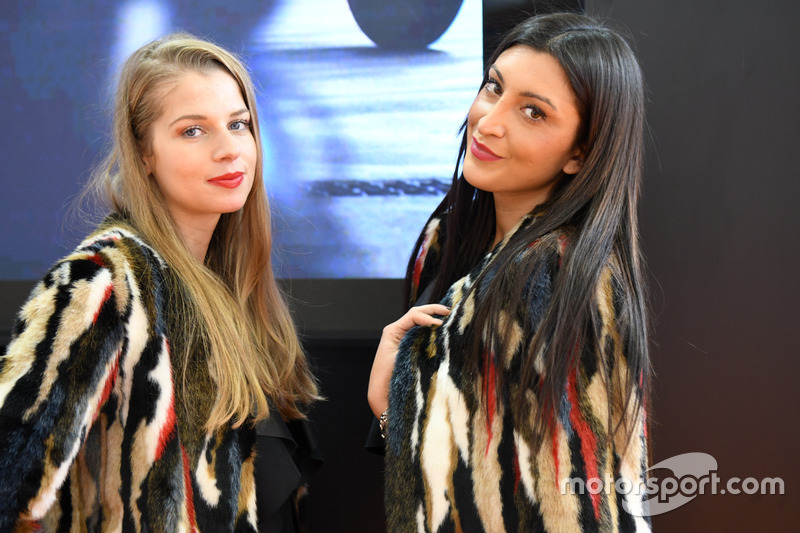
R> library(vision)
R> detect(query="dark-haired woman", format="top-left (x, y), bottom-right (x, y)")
top-left (368, 12), bottom-right (651, 532)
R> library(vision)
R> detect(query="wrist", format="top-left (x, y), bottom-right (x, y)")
top-left (367, 388), bottom-right (388, 420)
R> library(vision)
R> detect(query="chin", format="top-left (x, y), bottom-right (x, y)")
top-left (217, 201), bottom-right (248, 215)
top-left (462, 163), bottom-right (493, 193)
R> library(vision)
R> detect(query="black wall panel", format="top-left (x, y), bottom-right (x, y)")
top-left (587, 0), bottom-right (799, 529)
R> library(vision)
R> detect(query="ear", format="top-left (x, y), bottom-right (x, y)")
top-left (562, 145), bottom-right (585, 175)
top-left (142, 154), bottom-right (153, 176)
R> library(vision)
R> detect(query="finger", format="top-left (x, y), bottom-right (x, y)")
top-left (414, 303), bottom-right (451, 316)
top-left (408, 312), bottom-right (444, 326)
top-left (398, 304), bottom-right (451, 327)
top-left (394, 310), bottom-right (442, 331)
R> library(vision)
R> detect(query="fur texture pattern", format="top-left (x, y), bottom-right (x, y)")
top-left (0, 217), bottom-right (258, 532)
top-left (385, 216), bottom-right (651, 532)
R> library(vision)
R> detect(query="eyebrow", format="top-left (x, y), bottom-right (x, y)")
top-left (169, 108), bottom-right (250, 127)
top-left (490, 66), bottom-right (557, 111)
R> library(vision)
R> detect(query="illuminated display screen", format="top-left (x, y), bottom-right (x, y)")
top-left (0, 0), bottom-right (482, 279)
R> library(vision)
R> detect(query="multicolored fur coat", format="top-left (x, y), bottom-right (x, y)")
top-left (0, 217), bottom-right (259, 532)
top-left (385, 215), bottom-right (651, 532)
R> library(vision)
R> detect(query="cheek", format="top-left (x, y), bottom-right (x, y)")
top-left (466, 98), bottom-right (483, 131)
top-left (156, 155), bottom-right (195, 186)
top-left (247, 138), bottom-right (259, 165)
top-left (244, 141), bottom-right (259, 190)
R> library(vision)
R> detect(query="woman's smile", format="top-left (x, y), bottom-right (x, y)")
top-left (470, 137), bottom-right (502, 161)
top-left (208, 171), bottom-right (245, 188)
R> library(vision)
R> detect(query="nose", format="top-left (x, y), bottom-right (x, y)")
top-left (213, 131), bottom-right (242, 161)
top-left (475, 98), bottom-right (506, 138)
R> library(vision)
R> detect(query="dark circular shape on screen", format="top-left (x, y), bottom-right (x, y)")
top-left (347, 0), bottom-right (465, 49)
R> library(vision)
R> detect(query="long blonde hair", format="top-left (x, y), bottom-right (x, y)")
top-left (91, 34), bottom-right (318, 429)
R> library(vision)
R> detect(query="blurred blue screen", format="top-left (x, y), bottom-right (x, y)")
top-left (0, 0), bottom-right (482, 279)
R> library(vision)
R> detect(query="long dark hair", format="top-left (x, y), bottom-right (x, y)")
top-left (404, 13), bottom-right (649, 446)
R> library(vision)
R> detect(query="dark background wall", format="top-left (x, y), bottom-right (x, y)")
top-left (585, 0), bottom-right (799, 530)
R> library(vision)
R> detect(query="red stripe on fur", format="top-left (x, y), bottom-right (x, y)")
top-left (154, 341), bottom-right (176, 462)
top-left (568, 368), bottom-right (601, 521)
top-left (88, 253), bottom-right (106, 268)
top-left (91, 350), bottom-right (121, 425)
top-left (557, 235), bottom-right (568, 266)
top-left (154, 394), bottom-right (175, 462)
top-left (92, 284), bottom-right (113, 324)
top-left (182, 445), bottom-right (197, 531)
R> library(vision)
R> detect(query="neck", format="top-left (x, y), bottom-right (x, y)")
top-left (175, 214), bottom-right (220, 263)
top-left (492, 192), bottom-right (545, 248)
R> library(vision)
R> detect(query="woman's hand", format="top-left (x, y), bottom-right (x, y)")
top-left (368, 304), bottom-right (451, 419)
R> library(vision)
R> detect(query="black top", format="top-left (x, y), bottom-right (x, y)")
top-left (254, 414), bottom-right (323, 532)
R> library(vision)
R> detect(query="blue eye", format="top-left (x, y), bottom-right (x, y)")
top-left (183, 126), bottom-right (203, 138)
top-left (230, 119), bottom-right (250, 131)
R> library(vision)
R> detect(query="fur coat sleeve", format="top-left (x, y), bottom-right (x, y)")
top-left (0, 220), bottom-right (259, 532)
top-left (0, 225), bottom-right (150, 530)
top-left (385, 216), bottom-right (651, 532)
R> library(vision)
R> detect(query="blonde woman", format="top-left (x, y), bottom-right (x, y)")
top-left (0, 35), bottom-right (318, 532)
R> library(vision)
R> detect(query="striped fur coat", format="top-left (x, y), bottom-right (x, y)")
top-left (385, 216), bottom-right (651, 532)
top-left (0, 217), bottom-right (259, 532)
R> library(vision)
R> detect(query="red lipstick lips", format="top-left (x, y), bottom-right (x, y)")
top-left (208, 171), bottom-right (244, 188)
top-left (470, 138), bottom-right (501, 162)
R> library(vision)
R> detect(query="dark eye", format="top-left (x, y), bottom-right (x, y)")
top-left (524, 106), bottom-right (546, 121)
top-left (484, 77), bottom-right (502, 95)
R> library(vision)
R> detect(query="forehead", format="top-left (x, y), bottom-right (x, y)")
top-left (154, 67), bottom-right (247, 115)
top-left (493, 45), bottom-right (576, 103)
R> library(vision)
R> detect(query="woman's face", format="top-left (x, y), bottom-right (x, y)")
top-left (464, 45), bottom-right (584, 211)
top-left (143, 68), bottom-right (257, 234)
